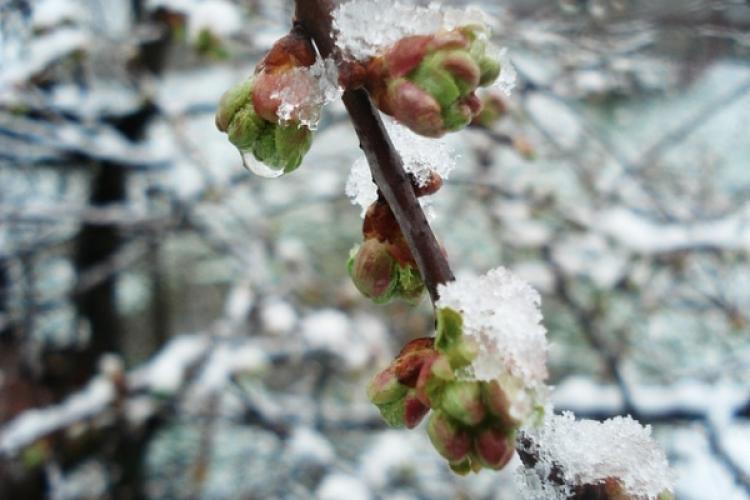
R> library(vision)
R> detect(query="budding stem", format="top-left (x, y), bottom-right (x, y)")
top-left (294, 0), bottom-right (454, 302)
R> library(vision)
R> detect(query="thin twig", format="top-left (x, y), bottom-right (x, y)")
top-left (293, 0), bottom-right (454, 303)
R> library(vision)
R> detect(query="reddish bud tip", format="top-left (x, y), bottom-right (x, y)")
top-left (428, 411), bottom-right (472, 462)
top-left (388, 79), bottom-right (445, 137)
top-left (404, 391), bottom-right (430, 429)
top-left (474, 427), bottom-right (515, 470)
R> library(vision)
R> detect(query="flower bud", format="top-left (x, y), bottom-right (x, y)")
top-left (215, 79), bottom-right (253, 132)
top-left (474, 426), bottom-right (515, 470)
top-left (427, 411), bottom-right (472, 463)
top-left (377, 389), bottom-right (430, 429)
top-left (481, 376), bottom-right (530, 428)
top-left (472, 93), bottom-right (507, 128)
top-left (441, 381), bottom-right (486, 426)
top-left (367, 25), bottom-right (503, 136)
top-left (367, 365), bottom-right (407, 405)
top-left (404, 391), bottom-right (430, 429)
top-left (415, 353), bottom-right (453, 406)
top-left (387, 79), bottom-right (445, 137)
top-left (393, 338), bottom-right (436, 387)
top-left (347, 239), bottom-right (398, 304)
top-left (215, 32), bottom-right (318, 176)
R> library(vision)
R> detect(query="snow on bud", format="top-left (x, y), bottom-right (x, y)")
top-left (517, 412), bottom-right (674, 500)
top-left (427, 410), bottom-right (472, 463)
top-left (474, 426), bottom-right (515, 470)
top-left (436, 267), bottom-right (549, 388)
top-left (215, 31), bottom-right (335, 177)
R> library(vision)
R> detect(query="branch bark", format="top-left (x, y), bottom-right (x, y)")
top-left (293, 0), bottom-right (454, 303)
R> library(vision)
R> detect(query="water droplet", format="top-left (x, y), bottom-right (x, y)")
top-left (241, 151), bottom-right (284, 178)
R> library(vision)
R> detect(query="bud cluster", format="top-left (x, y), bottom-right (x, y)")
top-left (348, 172), bottom-right (443, 304)
top-left (366, 25), bottom-right (501, 137)
top-left (368, 307), bottom-right (537, 474)
top-left (215, 31), bottom-right (317, 174)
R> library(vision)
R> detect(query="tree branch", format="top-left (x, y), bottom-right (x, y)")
top-left (293, 0), bottom-right (454, 303)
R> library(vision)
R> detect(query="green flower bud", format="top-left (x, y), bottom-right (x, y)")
top-left (478, 55), bottom-right (501, 86)
top-left (411, 56), bottom-right (461, 108)
top-left (373, 388), bottom-right (429, 429)
top-left (226, 105), bottom-right (266, 150)
top-left (415, 353), bottom-right (453, 407)
top-left (215, 79), bottom-right (254, 132)
top-left (441, 381), bottom-right (486, 426)
top-left (367, 366), bottom-right (407, 405)
top-left (396, 263), bottom-right (425, 303)
top-left (348, 239), bottom-right (398, 304)
top-left (427, 410), bottom-right (472, 463)
top-left (273, 122), bottom-right (312, 173)
top-left (442, 101), bottom-right (473, 131)
top-left (449, 457), bottom-right (472, 476)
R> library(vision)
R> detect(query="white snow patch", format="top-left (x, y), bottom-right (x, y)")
top-left (0, 377), bottom-right (114, 454)
top-left (287, 426), bottom-right (335, 464)
top-left (332, 0), bottom-right (494, 60)
top-left (436, 267), bottom-right (548, 386)
top-left (317, 473), bottom-right (372, 500)
top-left (130, 334), bottom-right (210, 394)
top-left (594, 205), bottom-right (750, 254)
top-left (346, 119), bottom-right (456, 217)
top-left (301, 309), bottom-right (371, 370)
top-left (260, 299), bottom-right (298, 335)
top-left (518, 412), bottom-right (674, 499)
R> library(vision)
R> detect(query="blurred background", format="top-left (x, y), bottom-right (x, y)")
top-left (1, 0), bottom-right (749, 498)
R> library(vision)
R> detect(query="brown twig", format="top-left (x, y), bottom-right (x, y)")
top-left (293, 0), bottom-right (454, 303)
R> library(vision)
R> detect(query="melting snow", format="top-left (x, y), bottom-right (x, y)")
top-left (272, 57), bottom-right (342, 130)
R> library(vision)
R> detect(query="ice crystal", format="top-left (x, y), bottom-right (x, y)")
top-left (332, 0), bottom-right (494, 60)
top-left (494, 48), bottom-right (517, 96)
top-left (271, 57), bottom-right (342, 130)
top-left (436, 267), bottom-right (548, 386)
top-left (518, 412), bottom-right (674, 500)
top-left (345, 119), bottom-right (456, 216)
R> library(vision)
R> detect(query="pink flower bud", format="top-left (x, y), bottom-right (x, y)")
top-left (367, 365), bottom-right (407, 405)
top-left (427, 411), bottom-right (472, 463)
top-left (394, 340), bottom-right (436, 388)
top-left (385, 35), bottom-right (433, 77)
top-left (474, 426), bottom-right (515, 470)
top-left (387, 79), bottom-right (445, 137)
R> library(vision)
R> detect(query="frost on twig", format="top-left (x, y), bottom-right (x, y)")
top-left (345, 119), bottom-right (456, 217)
top-left (517, 412), bottom-right (674, 500)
